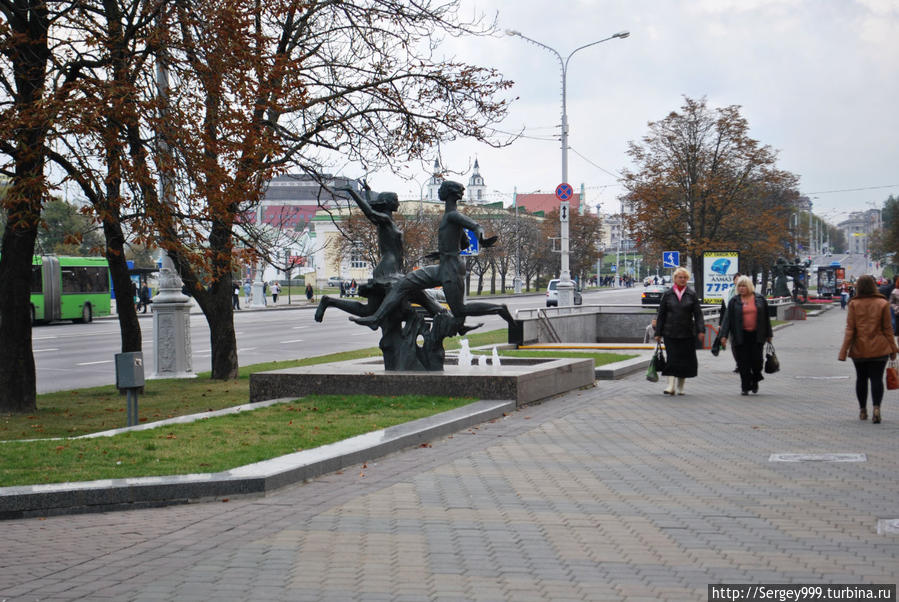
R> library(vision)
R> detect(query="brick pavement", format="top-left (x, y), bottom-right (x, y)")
top-left (2, 304), bottom-right (898, 601)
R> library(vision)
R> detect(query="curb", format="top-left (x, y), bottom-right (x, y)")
top-left (0, 400), bottom-right (514, 520)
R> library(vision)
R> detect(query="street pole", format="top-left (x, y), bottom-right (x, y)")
top-left (507, 29), bottom-right (628, 305)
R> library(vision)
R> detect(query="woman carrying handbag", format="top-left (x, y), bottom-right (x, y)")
top-left (654, 267), bottom-right (704, 395)
top-left (719, 276), bottom-right (774, 395)
top-left (838, 275), bottom-right (898, 423)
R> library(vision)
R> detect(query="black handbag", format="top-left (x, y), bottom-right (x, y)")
top-left (764, 342), bottom-right (780, 374)
top-left (654, 343), bottom-right (666, 372)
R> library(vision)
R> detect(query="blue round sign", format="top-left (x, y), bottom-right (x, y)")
top-left (555, 183), bottom-right (573, 201)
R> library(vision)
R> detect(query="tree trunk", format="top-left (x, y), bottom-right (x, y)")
top-left (174, 216), bottom-right (239, 380)
top-left (205, 279), bottom-right (239, 380)
top-left (0, 223), bottom-right (40, 413)
top-left (102, 217), bottom-right (142, 352)
top-left (0, 3), bottom-right (50, 413)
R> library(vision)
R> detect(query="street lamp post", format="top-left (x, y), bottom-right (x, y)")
top-left (507, 29), bottom-right (628, 306)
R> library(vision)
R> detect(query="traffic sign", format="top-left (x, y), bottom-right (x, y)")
top-left (560, 201), bottom-right (569, 223)
top-left (663, 251), bottom-right (680, 268)
top-left (555, 183), bottom-right (573, 201)
top-left (459, 228), bottom-right (479, 256)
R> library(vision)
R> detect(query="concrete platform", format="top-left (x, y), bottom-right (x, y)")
top-left (249, 356), bottom-right (596, 406)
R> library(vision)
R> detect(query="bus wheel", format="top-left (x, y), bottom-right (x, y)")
top-left (77, 304), bottom-right (92, 324)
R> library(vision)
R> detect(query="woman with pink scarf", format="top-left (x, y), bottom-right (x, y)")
top-left (654, 267), bottom-right (705, 395)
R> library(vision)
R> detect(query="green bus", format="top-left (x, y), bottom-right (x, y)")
top-left (31, 255), bottom-right (111, 324)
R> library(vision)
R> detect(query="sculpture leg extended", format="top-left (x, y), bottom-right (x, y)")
top-left (315, 287), bottom-right (386, 323)
top-left (352, 268), bottom-right (438, 330)
top-left (456, 300), bottom-right (516, 326)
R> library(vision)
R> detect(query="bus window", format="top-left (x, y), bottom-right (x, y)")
top-left (61, 266), bottom-right (109, 294)
top-left (31, 265), bottom-right (42, 293)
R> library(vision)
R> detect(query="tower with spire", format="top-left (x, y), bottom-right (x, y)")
top-left (467, 158), bottom-right (486, 204)
top-left (426, 157), bottom-right (443, 201)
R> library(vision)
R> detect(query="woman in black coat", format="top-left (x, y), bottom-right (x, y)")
top-left (655, 267), bottom-right (705, 395)
top-left (719, 275), bottom-right (773, 395)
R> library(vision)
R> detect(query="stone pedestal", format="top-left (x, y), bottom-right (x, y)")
top-left (150, 256), bottom-right (195, 379)
top-left (250, 280), bottom-right (266, 308)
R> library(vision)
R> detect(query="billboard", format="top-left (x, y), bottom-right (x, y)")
top-left (702, 251), bottom-right (740, 304)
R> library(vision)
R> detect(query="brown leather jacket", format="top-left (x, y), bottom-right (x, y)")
top-left (838, 296), bottom-right (899, 360)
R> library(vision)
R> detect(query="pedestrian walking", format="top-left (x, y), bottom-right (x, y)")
top-left (262, 281), bottom-right (268, 306)
top-left (244, 280), bottom-right (251, 304)
top-left (719, 275), bottom-right (774, 395)
top-left (271, 281), bottom-right (280, 305)
top-left (305, 283), bottom-right (315, 303)
top-left (233, 282), bottom-right (241, 310)
top-left (139, 283), bottom-right (151, 313)
top-left (719, 272), bottom-right (742, 372)
top-left (838, 274), bottom-right (898, 424)
top-left (885, 275), bottom-right (899, 333)
top-left (654, 267), bottom-right (705, 395)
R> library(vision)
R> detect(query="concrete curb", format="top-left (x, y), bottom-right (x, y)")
top-left (0, 399), bottom-right (514, 520)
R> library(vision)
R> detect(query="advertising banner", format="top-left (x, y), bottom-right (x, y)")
top-left (702, 251), bottom-right (740, 304)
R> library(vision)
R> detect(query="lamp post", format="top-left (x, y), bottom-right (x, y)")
top-left (507, 28), bottom-right (628, 305)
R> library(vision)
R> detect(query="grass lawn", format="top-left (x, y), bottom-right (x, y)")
top-left (0, 329), bottom-right (632, 487)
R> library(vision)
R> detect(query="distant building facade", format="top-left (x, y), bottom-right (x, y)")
top-left (838, 209), bottom-right (882, 255)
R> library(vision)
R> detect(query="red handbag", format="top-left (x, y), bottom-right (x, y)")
top-left (886, 360), bottom-right (899, 391)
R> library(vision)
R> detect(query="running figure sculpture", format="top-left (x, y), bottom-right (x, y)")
top-left (352, 180), bottom-right (515, 331)
top-left (314, 180), bottom-right (514, 370)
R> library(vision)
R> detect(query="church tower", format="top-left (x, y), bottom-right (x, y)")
top-left (467, 158), bottom-right (486, 204)
top-left (426, 157), bottom-right (443, 202)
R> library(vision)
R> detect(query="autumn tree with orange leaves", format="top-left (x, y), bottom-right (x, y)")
top-left (0, 0), bottom-right (513, 412)
top-left (621, 96), bottom-right (799, 296)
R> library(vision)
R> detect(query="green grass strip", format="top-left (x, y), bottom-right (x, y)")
top-left (0, 395), bottom-right (473, 487)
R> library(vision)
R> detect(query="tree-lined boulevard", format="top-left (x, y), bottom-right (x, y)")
top-left (31, 287), bottom-right (626, 393)
top-left (31, 251), bottom-right (876, 395)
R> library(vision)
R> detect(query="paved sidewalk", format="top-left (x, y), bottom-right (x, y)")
top-left (3, 305), bottom-right (898, 601)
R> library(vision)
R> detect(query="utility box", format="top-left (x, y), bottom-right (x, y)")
top-left (115, 352), bottom-right (145, 390)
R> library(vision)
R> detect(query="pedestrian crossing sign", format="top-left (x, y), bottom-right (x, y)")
top-left (663, 251), bottom-right (680, 268)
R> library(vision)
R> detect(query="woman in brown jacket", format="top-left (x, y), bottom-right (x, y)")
top-left (838, 275), bottom-right (898, 423)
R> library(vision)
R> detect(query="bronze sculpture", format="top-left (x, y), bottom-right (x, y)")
top-left (316, 180), bottom-right (516, 370)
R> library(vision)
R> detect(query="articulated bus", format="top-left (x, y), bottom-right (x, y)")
top-left (31, 255), bottom-right (111, 324)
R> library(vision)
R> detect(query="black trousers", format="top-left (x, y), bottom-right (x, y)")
top-left (852, 358), bottom-right (887, 408)
top-left (734, 330), bottom-right (763, 392)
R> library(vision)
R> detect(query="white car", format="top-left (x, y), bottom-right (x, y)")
top-left (546, 279), bottom-right (583, 307)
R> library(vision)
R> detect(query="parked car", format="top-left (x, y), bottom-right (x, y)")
top-left (641, 283), bottom-right (669, 305)
top-left (327, 276), bottom-right (343, 287)
top-left (546, 279), bottom-right (583, 307)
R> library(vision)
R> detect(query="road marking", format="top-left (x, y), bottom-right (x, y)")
top-left (280, 339), bottom-right (304, 344)
top-left (77, 360), bottom-right (114, 366)
top-left (33, 348), bottom-right (60, 353)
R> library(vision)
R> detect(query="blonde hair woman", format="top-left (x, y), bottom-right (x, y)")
top-left (719, 275), bottom-right (773, 395)
top-left (654, 267), bottom-right (705, 395)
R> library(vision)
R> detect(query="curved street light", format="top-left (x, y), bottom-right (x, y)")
top-left (506, 29), bottom-right (629, 304)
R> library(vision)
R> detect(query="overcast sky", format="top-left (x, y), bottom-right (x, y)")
top-left (362, 0), bottom-right (898, 225)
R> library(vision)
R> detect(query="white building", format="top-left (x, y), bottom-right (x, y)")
top-left (838, 209), bottom-right (882, 255)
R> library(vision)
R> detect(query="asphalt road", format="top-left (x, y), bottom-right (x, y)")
top-left (33, 286), bottom-right (643, 394)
